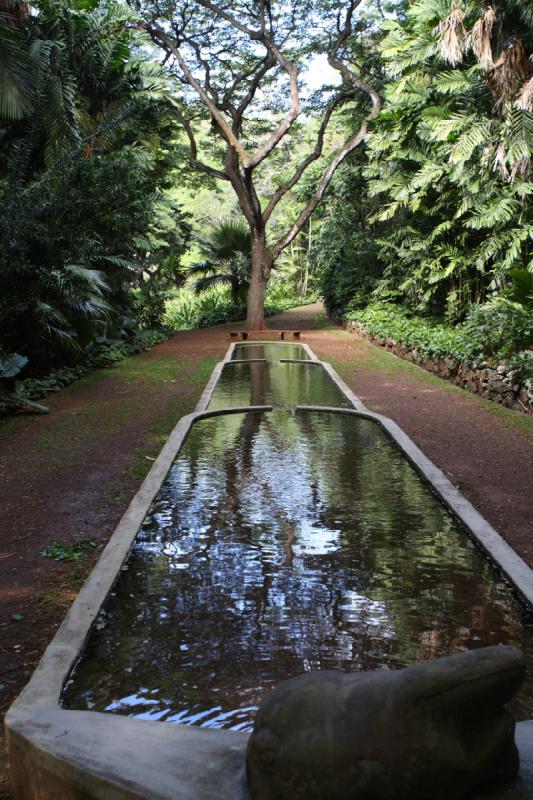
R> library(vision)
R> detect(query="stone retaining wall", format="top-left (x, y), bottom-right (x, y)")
top-left (341, 319), bottom-right (532, 415)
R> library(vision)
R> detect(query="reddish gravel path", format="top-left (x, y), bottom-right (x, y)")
top-left (0, 303), bottom-right (531, 797)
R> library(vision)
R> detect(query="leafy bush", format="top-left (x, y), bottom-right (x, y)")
top-left (1, 330), bottom-right (168, 416)
top-left (163, 287), bottom-right (238, 330)
top-left (459, 303), bottom-right (533, 363)
top-left (347, 302), bottom-right (533, 373)
top-left (163, 284), bottom-right (317, 332)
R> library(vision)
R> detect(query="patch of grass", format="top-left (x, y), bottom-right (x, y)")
top-left (110, 353), bottom-right (189, 384)
top-left (478, 398), bottom-right (533, 436)
top-left (325, 334), bottom-right (467, 392)
top-left (103, 358), bottom-right (219, 505)
top-left (0, 415), bottom-right (30, 442)
top-left (188, 355), bottom-right (220, 387)
top-left (311, 314), bottom-right (337, 330)
top-left (40, 538), bottom-right (97, 562)
top-left (103, 355), bottom-right (221, 506)
top-left (32, 586), bottom-right (81, 613)
top-left (327, 339), bottom-right (533, 436)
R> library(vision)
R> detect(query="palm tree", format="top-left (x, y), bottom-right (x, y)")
top-left (189, 220), bottom-right (252, 306)
top-left (0, 0), bottom-right (33, 119)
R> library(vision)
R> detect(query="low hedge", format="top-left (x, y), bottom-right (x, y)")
top-left (1, 330), bottom-right (168, 416)
top-left (345, 302), bottom-right (532, 375)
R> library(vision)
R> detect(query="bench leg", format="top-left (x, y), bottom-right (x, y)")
top-left (293, 332), bottom-right (300, 339)
top-left (241, 332), bottom-right (248, 340)
top-left (280, 332), bottom-right (285, 340)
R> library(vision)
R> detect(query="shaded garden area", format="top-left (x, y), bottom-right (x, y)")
top-left (0, 0), bottom-right (531, 794)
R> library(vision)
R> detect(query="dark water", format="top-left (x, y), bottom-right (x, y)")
top-left (231, 342), bottom-right (309, 361)
top-left (208, 361), bottom-right (352, 410)
top-left (63, 409), bottom-right (533, 728)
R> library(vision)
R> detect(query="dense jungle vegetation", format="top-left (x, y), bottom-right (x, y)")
top-left (0, 0), bottom-right (531, 412)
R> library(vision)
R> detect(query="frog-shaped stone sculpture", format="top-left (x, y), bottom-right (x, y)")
top-left (246, 646), bottom-right (526, 800)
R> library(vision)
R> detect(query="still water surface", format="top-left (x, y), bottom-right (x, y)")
top-left (63, 404), bottom-right (533, 728)
top-left (231, 342), bottom-right (309, 361)
top-left (208, 361), bottom-right (352, 410)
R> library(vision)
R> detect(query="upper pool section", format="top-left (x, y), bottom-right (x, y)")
top-left (208, 361), bottom-right (352, 410)
top-left (231, 342), bottom-right (310, 361)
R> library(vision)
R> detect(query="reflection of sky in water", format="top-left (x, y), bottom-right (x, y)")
top-left (293, 524), bottom-right (341, 555)
top-left (64, 411), bottom-right (533, 731)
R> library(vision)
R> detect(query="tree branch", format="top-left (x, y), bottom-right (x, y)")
top-left (179, 115), bottom-right (229, 181)
top-left (246, 35), bottom-right (301, 169)
top-left (194, 0), bottom-right (302, 170)
top-left (147, 23), bottom-right (253, 166)
top-left (272, 0), bottom-right (381, 257)
top-left (262, 91), bottom-right (353, 223)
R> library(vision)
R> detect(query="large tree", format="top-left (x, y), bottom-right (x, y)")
top-left (136, 0), bottom-right (380, 329)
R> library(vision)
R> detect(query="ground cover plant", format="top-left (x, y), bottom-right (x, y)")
top-left (348, 301), bottom-right (533, 370)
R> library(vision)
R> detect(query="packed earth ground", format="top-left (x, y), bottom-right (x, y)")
top-left (1, 302), bottom-right (532, 798)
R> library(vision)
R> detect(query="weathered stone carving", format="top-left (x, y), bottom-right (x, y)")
top-left (246, 646), bottom-right (526, 800)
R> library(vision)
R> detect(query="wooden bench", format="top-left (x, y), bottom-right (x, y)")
top-left (229, 330), bottom-right (301, 340)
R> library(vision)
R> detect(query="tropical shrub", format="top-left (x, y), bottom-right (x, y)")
top-left (189, 221), bottom-right (252, 306)
top-left (0, 0), bottom-right (189, 372)
top-left (163, 283), bottom-right (317, 332)
top-left (363, 0), bottom-right (532, 318)
top-left (0, 329), bottom-right (167, 415)
top-left (348, 301), bottom-right (533, 370)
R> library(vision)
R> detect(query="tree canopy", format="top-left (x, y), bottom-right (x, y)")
top-left (0, 0), bottom-right (531, 406)
top-left (134, 0), bottom-right (382, 327)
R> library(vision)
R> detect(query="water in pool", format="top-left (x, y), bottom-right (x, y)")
top-left (208, 361), bottom-right (352, 410)
top-left (231, 342), bottom-right (309, 361)
top-left (63, 409), bottom-right (533, 729)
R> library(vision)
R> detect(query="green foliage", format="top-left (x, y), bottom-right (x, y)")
top-left (318, 0), bottom-right (531, 339)
top-left (163, 284), bottom-right (317, 331)
top-left (40, 538), bottom-right (97, 563)
top-left (348, 302), bottom-right (533, 372)
top-left (362, 0), bottom-right (532, 318)
top-left (0, 329), bottom-right (167, 415)
top-left (0, 0), bottom-right (189, 373)
top-left (0, 350), bottom-right (48, 414)
top-left (163, 287), bottom-right (239, 330)
top-left (504, 269), bottom-right (533, 311)
top-left (0, 352), bottom-right (28, 380)
top-left (316, 155), bottom-right (387, 315)
top-left (459, 303), bottom-right (533, 363)
top-left (189, 220), bottom-right (252, 306)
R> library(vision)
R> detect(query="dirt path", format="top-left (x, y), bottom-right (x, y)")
top-left (0, 303), bottom-right (531, 797)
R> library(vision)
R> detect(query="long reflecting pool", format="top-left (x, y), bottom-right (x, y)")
top-left (63, 408), bottom-right (533, 728)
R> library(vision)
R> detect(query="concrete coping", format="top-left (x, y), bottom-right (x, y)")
top-left (225, 340), bottom-right (319, 362)
top-left (5, 342), bottom-right (532, 800)
top-left (224, 358), bottom-right (268, 364)
top-left (279, 358), bottom-right (322, 365)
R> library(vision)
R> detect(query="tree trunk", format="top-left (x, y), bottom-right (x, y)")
top-left (246, 229), bottom-right (271, 329)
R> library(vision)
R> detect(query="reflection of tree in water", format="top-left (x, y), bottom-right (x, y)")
top-left (63, 411), bottom-right (533, 728)
top-left (208, 361), bottom-right (352, 410)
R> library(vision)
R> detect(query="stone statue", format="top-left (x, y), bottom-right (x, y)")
top-left (246, 646), bottom-right (526, 800)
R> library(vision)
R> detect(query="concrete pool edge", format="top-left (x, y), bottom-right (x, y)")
top-left (5, 342), bottom-right (533, 799)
